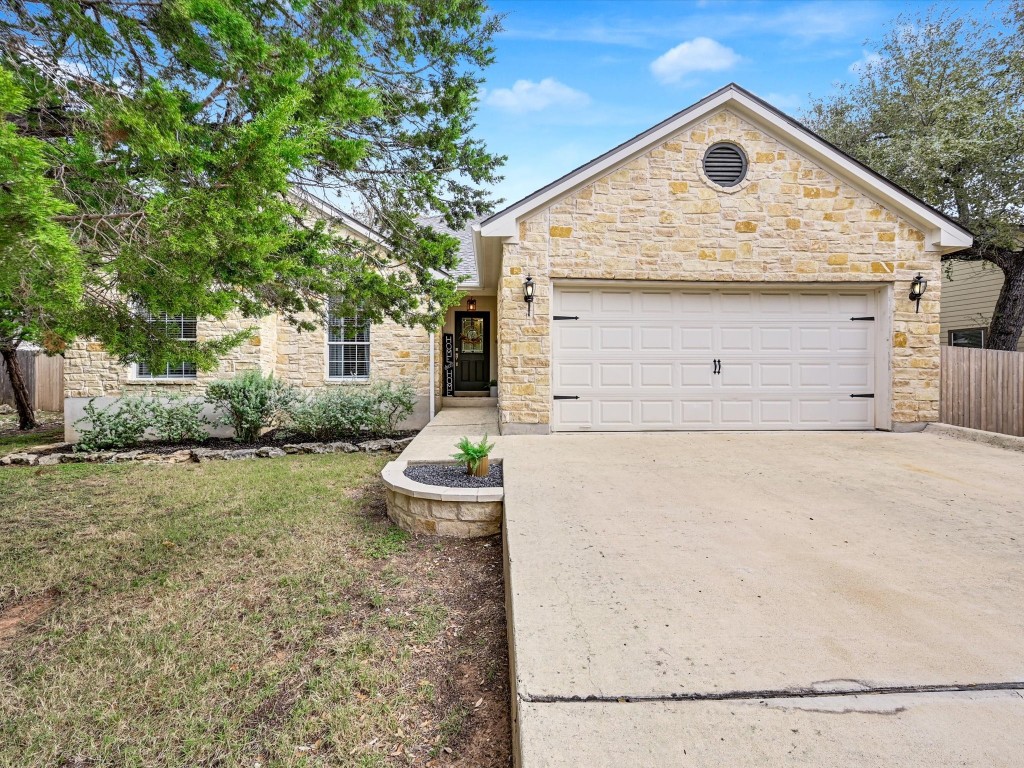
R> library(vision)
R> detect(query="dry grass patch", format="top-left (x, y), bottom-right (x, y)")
top-left (0, 455), bottom-right (510, 767)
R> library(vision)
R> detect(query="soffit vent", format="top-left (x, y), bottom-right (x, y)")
top-left (702, 143), bottom-right (748, 187)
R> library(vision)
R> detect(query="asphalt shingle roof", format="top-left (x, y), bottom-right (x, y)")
top-left (418, 215), bottom-right (480, 286)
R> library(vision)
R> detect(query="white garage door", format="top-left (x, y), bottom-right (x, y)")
top-left (552, 285), bottom-right (879, 431)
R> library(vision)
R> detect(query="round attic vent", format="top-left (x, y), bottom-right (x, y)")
top-left (702, 143), bottom-right (748, 187)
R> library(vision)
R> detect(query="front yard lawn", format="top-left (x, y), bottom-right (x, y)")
top-left (0, 454), bottom-right (509, 767)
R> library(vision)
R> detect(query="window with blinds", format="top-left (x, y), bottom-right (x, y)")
top-left (327, 306), bottom-right (370, 379)
top-left (136, 313), bottom-right (198, 379)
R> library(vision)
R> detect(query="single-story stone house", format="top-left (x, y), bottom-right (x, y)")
top-left (65, 83), bottom-right (972, 440)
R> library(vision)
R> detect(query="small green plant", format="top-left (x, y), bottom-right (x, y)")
top-left (75, 396), bottom-right (153, 451)
top-left (149, 394), bottom-right (211, 443)
top-left (451, 434), bottom-right (494, 475)
top-left (287, 381), bottom-right (415, 440)
top-left (205, 371), bottom-right (299, 443)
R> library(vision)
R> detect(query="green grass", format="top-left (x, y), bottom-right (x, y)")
top-left (0, 453), bottom-right (460, 767)
top-left (0, 424), bottom-right (63, 453)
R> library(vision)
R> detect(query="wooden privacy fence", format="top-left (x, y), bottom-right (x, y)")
top-left (0, 349), bottom-right (65, 413)
top-left (940, 346), bottom-right (1024, 437)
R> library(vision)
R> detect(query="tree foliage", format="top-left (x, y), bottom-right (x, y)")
top-left (804, 2), bottom-right (1024, 349)
top-left (1, 0), bottom-right (503, 379)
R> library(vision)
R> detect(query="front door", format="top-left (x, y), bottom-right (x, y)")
top-left (454, 311), bottom-right (489, 391)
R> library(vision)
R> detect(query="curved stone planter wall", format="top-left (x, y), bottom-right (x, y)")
top-left (382, 461), bottom-right (503, 538)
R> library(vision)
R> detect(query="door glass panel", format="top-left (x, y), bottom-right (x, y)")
top-left (460, 317), bottom-right (484, 354)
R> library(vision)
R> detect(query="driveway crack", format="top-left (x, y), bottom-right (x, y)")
top-left (522, 680), bottom-right (1024, 704)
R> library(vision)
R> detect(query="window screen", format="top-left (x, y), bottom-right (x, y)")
top-left (328, 305), bottom-right (370, 379)
top-left (136, 313), bottom-right (198, 379)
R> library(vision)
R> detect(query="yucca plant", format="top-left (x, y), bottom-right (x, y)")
top-left (452, 435), bottom-right (495, 477)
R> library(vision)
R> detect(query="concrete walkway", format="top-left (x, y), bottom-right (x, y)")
top-left (398, 405), bottom-right (503, 463)
top-left (501, 430), bottom-right (1024, 766)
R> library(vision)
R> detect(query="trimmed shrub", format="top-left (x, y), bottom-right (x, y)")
top-left (205, 371), bottom-right (300, 443)
top-left (75, 396), bottom-right (152, 452)
top-left (287, 381), bottom-right (415, 441)
top-left (149, 394), bottom-right (211, 444)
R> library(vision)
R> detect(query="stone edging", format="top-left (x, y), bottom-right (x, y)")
top-left (382, 460), bottom-right (503, 538)
top-left (0, 437), bottom-right (414, 467)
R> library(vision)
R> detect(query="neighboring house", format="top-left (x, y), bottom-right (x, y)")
top-left (65, 83), bottom-right (972, 440)
top-left (941, 260), bottom-right (1024, 351)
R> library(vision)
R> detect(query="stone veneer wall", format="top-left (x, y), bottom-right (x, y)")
top-left (65, 311), bottom-right (435, 432)
top-left (497, 108), bottom-right (941, 432)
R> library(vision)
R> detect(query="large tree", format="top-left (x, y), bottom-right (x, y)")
top-left (1, 0), bottom-right (503, 426)
top-left (805, 2), bottom-right (1024, 349)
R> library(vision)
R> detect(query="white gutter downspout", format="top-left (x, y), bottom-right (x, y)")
top-left (428, 331), bottom-right (436, 421)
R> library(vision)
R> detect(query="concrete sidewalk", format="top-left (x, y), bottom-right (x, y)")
top-left (398, 405), bottom-right (503, 463)
top-left (501, 431), bottom-right (1024, 766)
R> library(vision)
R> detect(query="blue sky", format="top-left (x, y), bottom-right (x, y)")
top-left (473, 0), bottom-right (990, 207)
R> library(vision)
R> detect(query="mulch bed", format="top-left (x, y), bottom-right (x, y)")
top-left (22, 429), bottom-right (419, 457)
top-left (355, 488), bottom-right (512, 766)
top-left (404, 462), bottom-right (503, 488)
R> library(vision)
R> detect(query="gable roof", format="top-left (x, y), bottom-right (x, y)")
top-left (480, 83), bottom-right (972, 254)
top-left (288, 187), bottom-right (390, 247)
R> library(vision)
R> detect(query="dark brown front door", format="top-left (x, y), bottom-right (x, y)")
top-left (454, 312), bottom-right (489, 391)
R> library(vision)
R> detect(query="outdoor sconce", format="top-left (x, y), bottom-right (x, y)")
top-left (466, 296), bottom-right (477, 312)
top-left (523, 275), bottom-right (535, 317)
top-left (909, 273), bottom-right (928, 313)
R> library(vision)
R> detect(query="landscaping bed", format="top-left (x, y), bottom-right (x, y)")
top-left (0, 455), bottom-right (510, 766)
top-left (405, 462), bottom-right (503, 488)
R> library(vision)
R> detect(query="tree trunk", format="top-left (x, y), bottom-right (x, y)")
top-left (0, 346), bottom-right (38, 430)
top-left (987, 262), bottom-right (1024, 351)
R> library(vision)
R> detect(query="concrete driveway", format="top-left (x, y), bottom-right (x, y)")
top-left (501, 430), bottom-right (1024, 766)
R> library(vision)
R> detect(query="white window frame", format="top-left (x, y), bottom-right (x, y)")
top-left (133, 312), bottom-right (199, 380)
top-left (948, 327), bottom-right (986, 348)
top-left (327, 310), bottom-right (371, 381)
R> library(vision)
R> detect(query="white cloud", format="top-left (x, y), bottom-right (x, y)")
top-left (848, 50), bottom-right (883, 73)
top-left (650, 38), bottom-right (740, 84)
top-left (486, 78), bottom-right (591, 114)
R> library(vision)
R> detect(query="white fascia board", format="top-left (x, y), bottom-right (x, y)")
top-left (480, 85), bottom-right (972, 254)
top-left (288, 188), bottom-right (391, 249)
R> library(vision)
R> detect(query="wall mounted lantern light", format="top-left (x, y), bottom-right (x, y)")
top-left (909, 273), bottom-right (928, 313)
top-left (523, 275), bottom-right (535, 316)
top-left (466, 296), bottom-right (477, 312)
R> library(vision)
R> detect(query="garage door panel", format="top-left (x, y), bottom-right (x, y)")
top-left (554, 399), bottom-right (592, 426)
top-left (599, 291), bottom-right (633, 313)
top-left (639, 400), bottom-right (674, 426)
top-left (759, 363), bottom-right (793, 388)
top-left (719, 362), bottom-right (753, 388)
top-left (555, 363), bottom-right (593, 388)
top-left (719, 399), bottom-right (754, 425)
top-left (759, 327), bottom-right (793, 351)
top-left (680, 363), bottom-right (714, 388)
top-left (798, 327), bottom-right (832, 351)
top-left (551, 285), bottom-right (878, 432)
top-left (598, 400), bottom-right (633, 426)
top-left (639, 326), bottom-right (673, 350)
top-left (719, 327), bottom-right (754, 352)
top-left (556, 325), bottom-right (593, 351)
top-left (556, 289), bottom-right (594, 314)
top-left (640, 363), bottom-right (673, 387)
top-left (639, 291), bottom-right (674, 313)
top-left (598, 363), bottom-right (632, 388)
top-left (680, 327), bottom-right (714, 351)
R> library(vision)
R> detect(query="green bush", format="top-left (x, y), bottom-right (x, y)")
top-left (75, 396), bottom-right (153, 452)
top-left (205, 371), bottom-right (300, 443)
top-left (149, 394), bottom-right (211, 444)
top-left (287, 381), bottom-right (415, 441)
